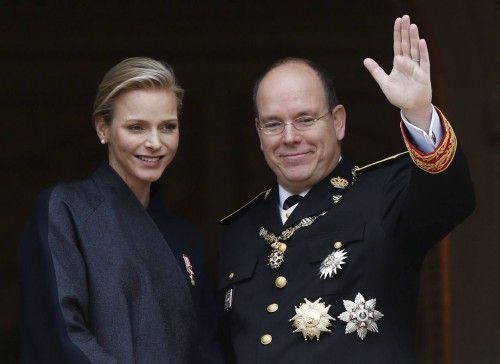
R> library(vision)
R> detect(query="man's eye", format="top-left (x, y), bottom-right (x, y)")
top-left (295, 117), bottom-right (315, 126)
top-left (263, 121), bottom-right (282, 130)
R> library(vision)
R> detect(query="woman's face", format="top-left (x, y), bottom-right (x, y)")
top-left (96, 88), bottom-right (179, 192)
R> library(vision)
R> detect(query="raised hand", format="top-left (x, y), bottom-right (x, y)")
top-left (364, 15), bottom-right (433, 131)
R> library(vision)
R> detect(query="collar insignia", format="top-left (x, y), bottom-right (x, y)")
top-left (330, 176), bottom-right (349, 189)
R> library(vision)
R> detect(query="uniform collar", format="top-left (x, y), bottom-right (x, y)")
top-left (281, 156), bottom-right (354, 228)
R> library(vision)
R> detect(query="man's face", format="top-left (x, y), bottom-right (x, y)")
top-left (255, 62), bottom-right (346, 193)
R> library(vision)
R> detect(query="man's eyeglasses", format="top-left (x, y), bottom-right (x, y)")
top-left (257, 111), bottom-right (330, 135)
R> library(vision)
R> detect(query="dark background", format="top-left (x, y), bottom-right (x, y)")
top-left (1, 1), bottom-right (498, 363)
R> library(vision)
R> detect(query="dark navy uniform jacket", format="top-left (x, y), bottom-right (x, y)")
top-left (20, 163), bottom-right (223, 364)
top-left (218, 148), bottom-right (474, 363)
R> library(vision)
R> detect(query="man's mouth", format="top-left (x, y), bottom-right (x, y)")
top-left (281, 151), bottom-right (312, 158)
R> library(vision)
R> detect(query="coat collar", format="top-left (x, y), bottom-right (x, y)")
top-left (282, 157), bottom-right (355, 228)
top-left (91, 162), bottom-right (162, 209)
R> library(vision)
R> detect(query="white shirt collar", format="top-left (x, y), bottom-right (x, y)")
top-left (278, 186), bottom-right (310, 209)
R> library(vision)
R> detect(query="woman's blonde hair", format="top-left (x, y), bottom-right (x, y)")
top-left (93, 57), bottom-right (184, 123)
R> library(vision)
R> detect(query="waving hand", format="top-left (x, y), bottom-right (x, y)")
top-left (364, 15), bottom-right (433, 131)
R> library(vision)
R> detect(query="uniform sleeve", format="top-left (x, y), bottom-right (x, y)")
top-left (381, 127), bottom-right (475, 257)
top-left (19, 188), bottom-right (117, 363)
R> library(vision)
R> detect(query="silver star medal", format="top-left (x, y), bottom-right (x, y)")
top-left (338, 292), bottom-right (384, 340)
top-left (319, 248), bottom-right (347, 279)
top-left (289, 298), bottom-right (335, 341)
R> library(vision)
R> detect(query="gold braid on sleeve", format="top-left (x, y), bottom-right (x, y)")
top-left (400, 108), bottom-right (457, 174)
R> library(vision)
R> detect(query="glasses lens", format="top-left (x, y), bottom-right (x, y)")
top-left (294, 116), bottom-right (316, 130)
top-left (262, 120), bottom-right (283, 134)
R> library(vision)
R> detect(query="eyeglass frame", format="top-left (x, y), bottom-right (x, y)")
top-left (256, 110), bottom-right (331, 135)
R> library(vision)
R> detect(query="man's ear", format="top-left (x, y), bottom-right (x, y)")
top-left (255, 118), bottom-right (264, 151)
top-left (331, 104), bottom-right (347, 141)
top-left (94, 116), bottom-right (109, 144)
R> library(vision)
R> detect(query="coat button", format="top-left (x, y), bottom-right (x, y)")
top-left (275, 276), bottom-right (287, 288)
top-left (260, 334), bottom-right (272, 345)
top-left (334, 241), bottom-right (343, 249)
top-left (267, 303), bottom-right (279, 313)
top-left (228, 272), bottom-right (234, 280)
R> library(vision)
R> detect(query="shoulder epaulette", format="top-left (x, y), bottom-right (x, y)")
top-left (353, 151), bottom-right (409, 175)
top-left (220, 189), bottom-right (271, 225)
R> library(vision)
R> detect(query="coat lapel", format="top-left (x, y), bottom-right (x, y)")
top-left (255, 185), bottom-right (283, 233)
top-left (90, 163), bottom-right (192, 292)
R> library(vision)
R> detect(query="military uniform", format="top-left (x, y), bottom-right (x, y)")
top-left (217, 113), bottom-right (475, 363)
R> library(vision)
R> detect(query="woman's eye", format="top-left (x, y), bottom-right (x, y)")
top-left (161, 123), bottom-right (178, 132)
top-left (127, 124), bottom-right (143, 131)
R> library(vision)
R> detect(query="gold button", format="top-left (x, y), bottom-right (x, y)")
top-left (278, 243), bottom-right (287, 253)
top-left (267, 303), bottom-right (279, 313)
top-left (334, 241), bottom-right (343, 249)
top-left (260, 334), bottom-right (272, 345)
top-left (275, 276), bottom-right (287, 288)
top-left (228, 272), bottom-right (234, 280)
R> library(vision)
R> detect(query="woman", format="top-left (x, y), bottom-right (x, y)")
top-left (19, 58), bottom-right (222, 363)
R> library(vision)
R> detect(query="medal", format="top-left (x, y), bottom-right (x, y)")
top-left (259, 211), bottom-right (327, 269)
top-left (337, 292), bottom-right (383, 340)
top-left (289, 298), bottom-right (335, 341)
top-left (319, 248), bottom-right (347, 279)
top-left (182, 254), bottom-right (196, 286)
top-left (224, 289), bottom-right (233, 311)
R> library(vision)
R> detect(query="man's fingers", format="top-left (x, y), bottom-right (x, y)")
top-left (400, 15), bottom-right (411, 57)
top-left (393, 17), bottom-right (402, 56)
top-left (409, 24), bottom-right (420, 62)
top-left (363, 58), bottom-right (388, 86)
top-left (419, 39), bottom-right (430, 74)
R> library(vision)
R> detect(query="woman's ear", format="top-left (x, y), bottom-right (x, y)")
top-left (95, 116), bottom-right (108, 144)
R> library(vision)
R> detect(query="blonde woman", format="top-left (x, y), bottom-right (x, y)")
top-left (20, 58), bottom-right (222, 363)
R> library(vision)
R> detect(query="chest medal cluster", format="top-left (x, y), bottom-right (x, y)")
top-left (256, 172), bottom-right (385, 342)
top-left (289, 293), bottom-right (384, 341)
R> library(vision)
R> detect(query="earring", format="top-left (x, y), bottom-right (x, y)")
top-left (100, 139), bottom-right (106, 144)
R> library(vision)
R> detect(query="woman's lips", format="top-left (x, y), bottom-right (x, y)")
top-left (135, 155), bottom-right (164, 167)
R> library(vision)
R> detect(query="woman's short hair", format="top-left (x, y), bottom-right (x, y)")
top-left (93, 57), bottom-right (184, 123)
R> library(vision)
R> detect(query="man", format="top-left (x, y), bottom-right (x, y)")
top-left (218, 15), bottom-right (474, 363)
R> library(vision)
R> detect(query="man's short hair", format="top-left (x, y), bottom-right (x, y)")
top-left (252, 57), bottom-right (340, 116)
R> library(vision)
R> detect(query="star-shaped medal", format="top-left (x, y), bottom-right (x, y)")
top-left (337, 292), bottom-right (383, 340)
top-left (289, 298), bottom-right (335, 341)
top-left (319, 249), bottom-right (347, 279)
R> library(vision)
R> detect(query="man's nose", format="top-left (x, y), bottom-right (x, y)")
top-left (282, 122), bottom-right (301, 144)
